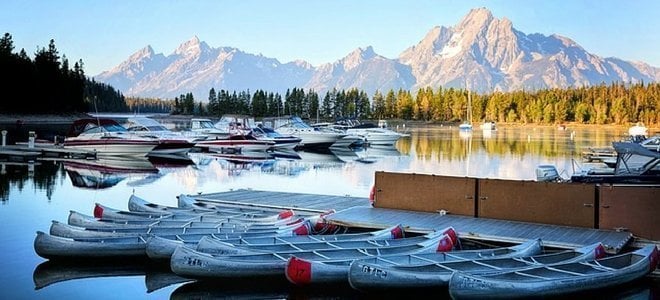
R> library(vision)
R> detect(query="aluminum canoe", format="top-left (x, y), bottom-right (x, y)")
top-left (146, 224), bottom-right (406, 260)
top-left (94, 202), bottom-right (297, 223)
top-left (53, 218), bottom-right (312, 238)
top-left (170, 229), bottom-right (456, 279)
top-left (347, 242), bottom-right (605, 291)
top-left (68, 210), bottom-right (309, 230)
top-left (36, 221), bottom-right (314, 259)
top-left (34, 231), bottom-right (148, 259)
top-left (127, 194), bottom-right (298, 220)
top-left (448, 245), bottom-right (659, 299)
top-left (193, 225), bottom-right (420, 255)
top-left (286, 238), bottom-right (543, 286)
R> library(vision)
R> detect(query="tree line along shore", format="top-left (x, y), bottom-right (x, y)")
top-left (1, 33), bottom-right (658, 126)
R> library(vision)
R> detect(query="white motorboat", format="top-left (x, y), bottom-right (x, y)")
top-left (480, 121), bottom-right (496, 131)
top-left (251, 126), bottom-right (302, 150)
top-left (311, 122), bottom-right (367, 148)
top-left (190, 118), bottom-right (230, 139)
top-left (629, 122), bottom-right (648, 141)
top-left (124, 117), bottom-right (203, 156)
top-left (262, 116), bottom-right (346, 149)
top-left (194, 134), bottom-right (275, 153)
top-left (63, 119), bottom-right (160, 157)
top-left (334, 119), bottom-right (408, 146)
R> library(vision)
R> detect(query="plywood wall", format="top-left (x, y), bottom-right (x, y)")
top-left (373, 171), bottom-right (475, 216)
top-left (599, 185), bottom-right (660, 241)
top-left (478, 179), bottom-right (596, 228)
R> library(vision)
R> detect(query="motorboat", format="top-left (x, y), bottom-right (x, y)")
top-left (124, 117), bottom-right (203, 156)
top-left (251, 125), bottom-right (301, 150)
top-left (480, 121), bottom-right (496, 131)
top-left (190, 118), bottom-right (229, 139)
top-left (194, 134), bottom-right (275, 153)
top-left (63, 119), bottom-right (160, 157)
top-left (311, 122), bottom-right (367, 148)
top-left (262, 116), bottom-right (346, 149)
top-left (538, 142), bottom-right (660, 184)
top-left (570, 142), bottom-right (660, 184)
top-left (332, 118), bottom-right (408, 146)
top-left (628, 122), bottom-right (648, 141)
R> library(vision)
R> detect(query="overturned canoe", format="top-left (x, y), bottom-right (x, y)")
top-left (448, 245), bottom-right (659, 299)
top-left (147, 224), bottom-right (406, 260)
top-left (348, 242), bottom-right (605, 291)
top-left (286, 238), bottom-right (543, 285)
top-left (170, 228), bottom-right (456, 279)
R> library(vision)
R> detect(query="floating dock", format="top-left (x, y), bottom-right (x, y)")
top-left (195, 189), bottom-right (633, 254)
top-left (0, 145), bottom-right (96, 161)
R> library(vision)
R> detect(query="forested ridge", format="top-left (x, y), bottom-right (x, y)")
top-left (1, 32), bottom-right (657, 125)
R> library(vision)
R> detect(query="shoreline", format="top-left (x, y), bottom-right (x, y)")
top-left (0, 113), bottom-right (656, 131)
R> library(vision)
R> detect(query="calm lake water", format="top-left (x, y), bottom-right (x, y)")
top-left (0, 123), bottom-right (657, 299)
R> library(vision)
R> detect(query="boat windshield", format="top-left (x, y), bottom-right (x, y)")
top-left (126, 118), bottom-right (169, 131)
top-left (83, 123), bottom-right (127, 134)
top-left (127, 125), bottom-right (169, 132)
top-left (192, 119), bottom-right (215, 129)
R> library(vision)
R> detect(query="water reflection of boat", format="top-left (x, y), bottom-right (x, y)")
top-left (365, 145), bottom-right (402, 158)
top-left (171, 278), bottom-right (363, 300)
top-left (171, 279), bottom-right (290, 300)
top-left (207, 152), bottom-right (275, 165)
top-left (64, 157), bottom-right (158, 189)
top-left (33, 260), bottom-right (191, 292)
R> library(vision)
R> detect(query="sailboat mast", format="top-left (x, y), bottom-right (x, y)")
top-left (467, 87), bottom-right (472, 123)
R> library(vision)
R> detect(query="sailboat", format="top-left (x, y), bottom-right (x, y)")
top-left (459, 86), bottom-right (473, 131)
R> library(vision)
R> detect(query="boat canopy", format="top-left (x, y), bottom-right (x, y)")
top-left (612, 142), bottom-right (660, 176)
top-left (67, 119), bottom-right (127, 137)
top-left (125, 117), bottom-right (169, 132)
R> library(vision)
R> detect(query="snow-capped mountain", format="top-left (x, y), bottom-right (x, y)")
top-left (305, 46), bottom-right (414, 94)
top-left (95, 9), bottom-right (659, 99)
top-left (400, 7), bottom-right (660, 92)
top-left (96, 36), bottom-right (315, 99)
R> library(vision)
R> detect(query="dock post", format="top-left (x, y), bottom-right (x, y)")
top-left (1, 130), bottom-right (6, 147)
top-left (28, 131), bottom-right (36, 148)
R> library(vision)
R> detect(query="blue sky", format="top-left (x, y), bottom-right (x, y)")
top-left (2, 0), bottom-right (658, 76)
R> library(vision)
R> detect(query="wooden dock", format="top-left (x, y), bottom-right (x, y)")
top-left (0, 145), bottom-right (95, 161)
top-left (195, 189), bottom-right (633, 254)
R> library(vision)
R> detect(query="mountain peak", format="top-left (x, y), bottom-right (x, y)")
top-left (457, 7), bottom-right (494, 30)
top-left (128, 45), bottom-right (155, 61)
top-left (174, 35), bottom-right (209, 57)
top-left (343, 46), bottom-right (378, 71)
